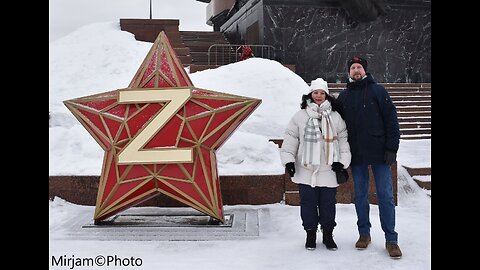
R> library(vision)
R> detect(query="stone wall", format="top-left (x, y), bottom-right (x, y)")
top-left (49, 163), bottom-right (397, 207)
top-left (220, 0), bottom-right (431, 83)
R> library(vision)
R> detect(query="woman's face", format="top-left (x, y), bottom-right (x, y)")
top-left (311, 90), bottom-right (327, 105)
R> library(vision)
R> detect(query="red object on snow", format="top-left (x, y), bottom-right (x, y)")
top-left (239, 46), bottom-right (254, 61)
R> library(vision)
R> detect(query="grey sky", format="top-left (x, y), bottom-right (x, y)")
top-left (49, 0), bottom-right (212, 42)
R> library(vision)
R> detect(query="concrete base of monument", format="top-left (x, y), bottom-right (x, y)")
top-left (85, 208), bottom-right (234, 227)
top-left (53, 206), bottom-right (263, 241)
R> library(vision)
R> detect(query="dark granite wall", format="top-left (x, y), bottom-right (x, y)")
top-left (221, 0), bottom-right (431, 83)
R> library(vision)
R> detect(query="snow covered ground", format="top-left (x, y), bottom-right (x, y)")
top-left (49, 166), bottom-right (430, 270)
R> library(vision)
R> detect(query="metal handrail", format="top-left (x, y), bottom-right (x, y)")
top-left (207, 44), bottom-right (276, 65)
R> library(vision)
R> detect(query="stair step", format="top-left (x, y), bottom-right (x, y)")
top-left (395, 106), bottom-right (431, 111)
top-left (401, 165), bottom-right (431, 194)
top-left (400, 128), bottom-right (431, 135)
top-left (190, 54), bottom-right (240, 65)
top-left (398, 116), bottom-right (431, 122)
top-left (183, 37), bottom-right (229, 42)
top-left (393, 100), bottom-right (432, 107)
top-left (181, 33), bottom-right (227, 37)
top-left (387, 90), bottom-right (431, 94)
top-left (397, 111), bottom-right (431, 117)
top-left (403, 166), bottom-right (431, 175)
top-left (389, 92), bottom-right (431, 97)
top-left (179, 30), bottom-right (231, 65)
top-left (413, 175), bottom-right (431, 190)
top-left (192, 51), bottom-right (239, 58)
top-left (173, 47), bottom-right (190, 56)
top-left (328, 83), bottom-right (431, 88)
top-left (329, 89), bottom-right (431, 95)
top-left (391, 96), bottom-right (431, 101)
top-left (177, 55), bottom-right (192, 64)
top-left (182, 40), bottom-right (230, 48)
top-left (394, 102), bottom-right (431, 107)
top-left (399, 123), bottom-right (431, 128)
top-left (188, 64), bottom-right (222, 73)
top-left (400, 134), bottom-right (431, 140)
top-left (383, 83), bottom-right (431, 88)
top-left (329, 83), bottom-right (431, 93)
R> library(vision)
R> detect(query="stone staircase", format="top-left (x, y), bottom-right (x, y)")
top-left (179, 30), bottom-right (231, 73)
top-left (403, 166), bottom-right (431, 196)
top-left (119, 19), bottom-right (193, 66)
top-left (120, 20), bottom-right (239, 74)
top-left (328, 83), bottom-right (431, 140)
top-left (119, 19), bottom-right (280, 74)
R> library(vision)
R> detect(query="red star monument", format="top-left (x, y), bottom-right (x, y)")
top-left (64, 31), bottom-right (261, 224)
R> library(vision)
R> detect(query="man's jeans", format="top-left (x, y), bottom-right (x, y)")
top-left (352, 164), bottom-right (398, 243)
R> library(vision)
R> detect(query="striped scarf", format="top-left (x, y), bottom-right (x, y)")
top-left (302, 100), bottom-right (339, 167)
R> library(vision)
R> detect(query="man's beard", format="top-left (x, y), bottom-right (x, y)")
top-left (351, 73), bottom-right (363, 81)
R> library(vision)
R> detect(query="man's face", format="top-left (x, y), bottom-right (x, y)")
top-left (349, 63), bottom-right (366, 81)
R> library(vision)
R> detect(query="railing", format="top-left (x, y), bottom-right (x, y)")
top-left (207, 44), bottom-right (276, 65)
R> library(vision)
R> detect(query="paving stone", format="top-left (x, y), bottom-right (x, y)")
top-left (52, 206), bottom-right (262, 241)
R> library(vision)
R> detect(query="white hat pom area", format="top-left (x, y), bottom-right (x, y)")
top-left (309, 78), bottom-right (329, 94)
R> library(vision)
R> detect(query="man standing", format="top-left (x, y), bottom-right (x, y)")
top-left (337, 56), bottom-right (402, 259)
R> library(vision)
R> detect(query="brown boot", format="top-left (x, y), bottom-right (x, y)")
top-left (355, 235), bottom-right (371, 249)
top-left (386, 243), bottom-right (402, 258)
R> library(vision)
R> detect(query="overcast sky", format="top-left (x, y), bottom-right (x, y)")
top-left (49, 0), bottom-right (212, 42)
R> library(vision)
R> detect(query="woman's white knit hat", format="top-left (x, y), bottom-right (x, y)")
top-left (309, 78), bottom-right (329, 94)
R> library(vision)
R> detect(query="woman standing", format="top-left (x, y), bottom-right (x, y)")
top-left (280, 78), bottom-right (351, 251)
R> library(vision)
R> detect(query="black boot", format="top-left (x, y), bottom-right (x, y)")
top-left (305, 229), bottom-right (317, 250)
top-left (322, 229), bottom-right (338, 250)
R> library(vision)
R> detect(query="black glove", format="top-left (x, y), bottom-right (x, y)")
top-left (384, 151), bottom-right (397, 165)
top-left (331, 162), bottom-right (344, 172)
top-left (285, 162), bottom-right (295, 177)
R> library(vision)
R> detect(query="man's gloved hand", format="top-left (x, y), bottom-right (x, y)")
top-left (331, 162), bottom-right (344, 172)
top-left (384, 151), bottom-right (397, 165)
top-left (285, 162), bottom-right (295, 177)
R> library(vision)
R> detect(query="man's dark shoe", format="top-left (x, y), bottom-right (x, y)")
top-left (322, 229), bottom-right (338, 250)
top-left (386, 243), bottom-right (402, 258)
top-left (355, 235), bottom-right (371, 249)
top-left (305, 229), bottom-right (317, 250)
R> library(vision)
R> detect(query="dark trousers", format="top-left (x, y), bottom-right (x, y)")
top-left (298, 184), bottom-right (337, 231)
